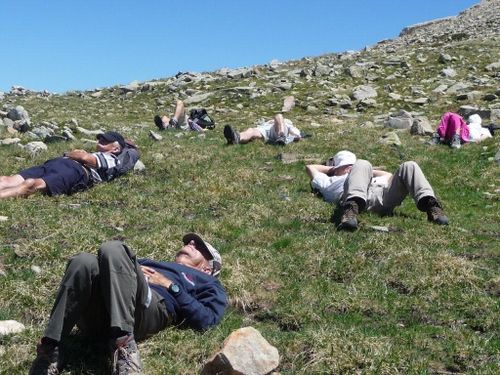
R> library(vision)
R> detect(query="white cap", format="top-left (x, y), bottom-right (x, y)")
top-left (468, 114), bottom-right (482, 126)
top-left (329, 150), bottom-right (357, 169)
top-left (183, 233), bottom-right (222, 277)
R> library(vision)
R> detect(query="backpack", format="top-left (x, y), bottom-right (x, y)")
top-left (114, 143), bottom-right (140, 177)
top-left (189, 108), bottom-right (216, 129)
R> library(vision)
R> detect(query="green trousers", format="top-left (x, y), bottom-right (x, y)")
top-left (43, 241), bottom-right (171, 342)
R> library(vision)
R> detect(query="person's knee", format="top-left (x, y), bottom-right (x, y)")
top-left (68, 252), bottom-right (97, 271)
top-left (354, 159), bottom-right (372, 169)
top-left (401, 161), bottom-right (418, 172)
top-left (99, 240), bottom-right (127, 259)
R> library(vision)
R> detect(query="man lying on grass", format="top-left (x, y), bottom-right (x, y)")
top-left (223, 113), bottom-right (303, 146)
top-left (306, 150), bottom-right (449, 230)
top-left (0, 131), bottom-right (139, 199)
top-left (29, 233), bottom-right (226, 375)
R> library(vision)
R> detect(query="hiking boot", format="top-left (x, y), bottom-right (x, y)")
top-left (153, 115), bottom-right (166, 131)
top-left (428, 132), bottom-right (441, 146)
top-left (111, 334), bottom-right (143, 375)
top-left (28, 342), bottom-right (62, 375)
top-left (425, 197), bottom-right (449, 225)
top-left (274, 135), bottom-right (287, 146)
top-left (223, 125), bottom-right (240, 144)
top-left (339, 200), bottom-right (359, 230)
top-left (450, 134), bottom-right (461, 149)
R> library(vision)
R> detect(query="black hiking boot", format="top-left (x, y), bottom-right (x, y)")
top-left (154, 115), bottom-right (166, 131)
top-left (223, 125), bottom-right (240, 144)
top-left (29, 341), bottom-right (62, 375)
top-left (424, 197), bottom-right (449, 225)
top-left (338, 200), bottom-right (360, 231)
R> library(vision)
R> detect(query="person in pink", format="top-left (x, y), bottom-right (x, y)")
top-left (429, 112), bottom-right (470, 149)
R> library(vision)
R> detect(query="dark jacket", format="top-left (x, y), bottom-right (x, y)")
top-left (138, 259), bottom-right (227, 331)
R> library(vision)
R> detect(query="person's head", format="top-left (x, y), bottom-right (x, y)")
top-left (175, 233), bottom-right (222, 277)
top-left (96, 131), bottom-right (126, 154)
top-left (328, 150), bottom-right (356, 176)
top-left (468, 114), bottom-right (482, 126)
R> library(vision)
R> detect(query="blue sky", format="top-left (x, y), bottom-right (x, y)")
top-left (0, 0), bottom-right (478, 93)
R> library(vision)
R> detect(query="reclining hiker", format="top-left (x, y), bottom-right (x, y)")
top-left (429, 112), bottom-right (492, 148)
top-left (154, 100), bottom-right (215, 132)
top-left (223, 114), bottom-right (302, 145)
top-left (0, 131), bottom-right (139, 199)
top-left (29, 233), bottom-right (226, 375)
top-left (306, 150), bottom-right (449, 230)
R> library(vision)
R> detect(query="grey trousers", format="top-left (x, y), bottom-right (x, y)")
top-left (43, 241), bottom-right (171, 342)
top-left (342, 160), bottom-right (435, 214)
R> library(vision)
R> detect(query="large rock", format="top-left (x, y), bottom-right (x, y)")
top-left (379, 132), bottom-right (402, 146)
top-left (411, 118), bottom-right (434, 135)
top-left (6, 105), bottom-right (30, 123)
top-left (385, 110), bottom-right (413, 129)
top-left (202, 327), bottom-right (280, 375)
top-left (351, 85), bottom-right (377, 101)
top-left (0, 320), bottom-right (25, 336)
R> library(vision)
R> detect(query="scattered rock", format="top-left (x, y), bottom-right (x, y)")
top-left (0, 216), bottom-right (8, 221)
top-left (0, 138), bottom-right (21, 145)
top-left (379, 132), bottom-right (402, 146)
top-left (0, 320), bottom-right (25, 337)
top-left (386, 110), bottom-right (413, 129)
top-left (31, 265), bottom-right (42, 274)
top-left (351, 85), bottom-right (377, 101)
top-left (411, 118), bottom-right (434, 135)
top-left (282, 96), bottom-right (295, 112)
top-left (149, 130), bottom-right (163, 141)
top-left (25, 141), bottom-right (48, 155)
top-left (202, 326), bottom-right (280, 375)
top-left (134, 160), bottom-right (146, 172)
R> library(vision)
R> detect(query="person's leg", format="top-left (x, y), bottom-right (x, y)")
top-left (382, 161), bottom-right (448, 224)
top-left (0, 174), bottom-right (25, 190)
top-left (29, 253), bottom-right (101, 375)
top-left (0, 178), bottom-right (46, 199)
top-left (239, 128), bottom-right (263, 143)
top-left (273, 114), bottom-right (286, 137)
top-left (97, 240), bottom-right (146, 374)
top-left (338, 160), bottom-right (372, 230)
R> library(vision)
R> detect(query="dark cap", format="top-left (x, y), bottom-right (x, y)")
top-left (96, 131), bottom-right (126, 149)
top-left (183, 233), bottom-right (222, 277)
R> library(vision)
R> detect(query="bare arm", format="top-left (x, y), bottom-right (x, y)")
top-left (64, 150), bottom-right (98, 168)
top-left (305, 164), bottom-right (334, 179)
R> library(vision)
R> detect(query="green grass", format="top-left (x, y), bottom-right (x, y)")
top-left (0, 36), bottom-right (499, 374)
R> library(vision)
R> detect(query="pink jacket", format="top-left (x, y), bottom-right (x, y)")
top-left (437, 112), bottom-right (470, 143)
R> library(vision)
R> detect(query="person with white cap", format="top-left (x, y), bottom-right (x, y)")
top-left (306, 151), bottom-right (449, 230)
top-left (467, 114), bottom-right (492, 142)
top-left (29, 233), bottom-right (226, 375)
top-left (306, 150), bottom-right (357, 203)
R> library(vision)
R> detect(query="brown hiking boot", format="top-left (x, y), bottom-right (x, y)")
top-left (111, 334), bottom-right (143, 375)
top-left (28, 342), bottom-right (62, 375)
top-left (425, 197), bottom-right (449, 225)
top-left (339, 200), bottom-right (359, 230)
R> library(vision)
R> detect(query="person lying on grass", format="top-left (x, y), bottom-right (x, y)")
top-left (0, 131), bottom-right (139, 199)
top-left (306, 150), bottom-right (449, 230)
top-left (223, 114), bottom-right (303, 146)
top-left (29, 233), bottom-right (226, 375)
top-left (154, 99), bottom-right (215, 132)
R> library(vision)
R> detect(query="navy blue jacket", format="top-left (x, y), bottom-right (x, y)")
top-left (138, 259), bottom-right (227, 331)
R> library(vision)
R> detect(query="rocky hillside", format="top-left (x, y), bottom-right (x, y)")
top-left (0, 1), bottom-right (499, 374)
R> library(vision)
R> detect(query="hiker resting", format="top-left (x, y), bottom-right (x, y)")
top-left (223, 114), bottom-right (302, 146)
top-left (29, 233), bottom-right (226, 375)
top-left (154, 100), bottom-right (214, 132)
top-left (429, 112), bottom-right (492, 148)
top-left (0, 131), bottom-right (139, 199)
top-left (305, 150), bottom-right (449, 230)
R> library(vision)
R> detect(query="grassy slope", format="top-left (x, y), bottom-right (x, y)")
top-left (0, 38), bottom-right (498, 374)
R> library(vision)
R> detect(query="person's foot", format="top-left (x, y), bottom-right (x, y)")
top-left (450, 134), bottom-right (461, 149)
top-left (111, 334), bottom-right (143, 375)
top-left (424, 197), bottom-right (449, 225)
top-left (274, 135), bottom-right (286, 146)
top-left (427, 132), bottom-right (441, 146)
top-left (223, 125), bottom-right (240, 144)
top-left (338, 200), bottom-right (359, 230)
top-left (28, 341), bottom-right (62, 375)
top-left (154, 115), bottom-right (166, 131)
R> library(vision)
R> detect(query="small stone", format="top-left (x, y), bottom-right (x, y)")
top-left (31, 265), bottom-right (42, 274)
top-left (134, 160), bottom-right (146, 172)
top-left (149, 130), bottom-right (163, 141)
top-left (0, 216), bottom-right (8, 222)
